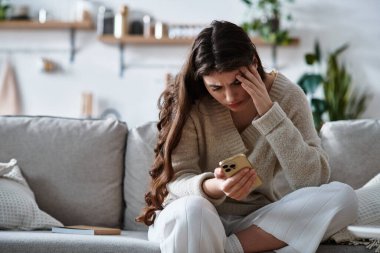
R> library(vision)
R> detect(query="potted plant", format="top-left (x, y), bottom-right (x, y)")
top-left (298, 41), bottom-right (371, 131)
top-left (0, 0), bottom-right (9, 20)
top-left (241, 0), bottom-right (294, 68)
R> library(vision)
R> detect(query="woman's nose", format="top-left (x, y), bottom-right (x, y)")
top-left (225, 88), bottom-right (236, 102)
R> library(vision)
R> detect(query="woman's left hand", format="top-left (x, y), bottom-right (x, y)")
top-left (236, 65), bottom-right (273, 116)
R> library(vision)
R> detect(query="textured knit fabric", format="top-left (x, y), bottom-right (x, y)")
top-left (0, 159), bottom-right (63, 230)
top-left (331, 173), bottom-right (380, 243)
top-left (166, 72), bottom-right (331, 216)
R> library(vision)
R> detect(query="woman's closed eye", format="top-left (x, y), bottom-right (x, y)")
top-left (210, 85), bottom-right (222, 91)
top-left (232, 79), bottom-right (242, 86)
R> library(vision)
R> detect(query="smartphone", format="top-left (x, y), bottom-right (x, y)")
top-left (219, 154), bottom-right (262, 189)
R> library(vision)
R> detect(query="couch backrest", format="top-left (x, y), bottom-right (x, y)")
top-left (0, 116), bottom-right (128, 228)
top-left (123, 121), bottom-right (157, 231)
top-left (122, 119), bottom-right (380, 231)
top-left (320, 119), bottom-right (380, 189)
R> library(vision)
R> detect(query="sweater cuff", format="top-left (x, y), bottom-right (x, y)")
top-left (195, 172), bottom-right (226, 206)
top-left (253, 102), bottom-right (286, 136)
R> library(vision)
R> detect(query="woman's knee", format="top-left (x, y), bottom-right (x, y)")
top-left (181, 195), bottom-right (220, 223)
top-left (160, 196), bottom-right (221, 226)
top-left (329, 182), bottom-right (358, 217)
top-left (152, 196), bottom-right (226, 252)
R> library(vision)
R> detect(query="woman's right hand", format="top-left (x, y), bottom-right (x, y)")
top-left (214, 167), bottom-right (258, 200)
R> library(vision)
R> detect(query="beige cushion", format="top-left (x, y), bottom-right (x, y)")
top-left (124, 122), bottom-right (157, 231)
top-left (0, 159), bottom-right (63, 230)
top-left (320, 119), bottom-right (380, 189)
top-left (0, 116), bottom-right (128, 227)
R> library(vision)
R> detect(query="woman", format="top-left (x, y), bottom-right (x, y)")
top-left (137, 20), bottom-right (357, 253)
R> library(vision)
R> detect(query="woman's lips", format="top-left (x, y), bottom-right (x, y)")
top-left (227, 101), bottom-right (241, 109)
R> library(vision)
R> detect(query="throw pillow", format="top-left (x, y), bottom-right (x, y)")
top-left (0, 159), bottom-right (63, 230)
top-left (363, 173), bottom-right (380, 188)
top-left (320, 119), bottom-right (380, 189)
top-left (123, 121), bottom-right (157, 231)
top-left (331, 173), bottom-right (380, 242)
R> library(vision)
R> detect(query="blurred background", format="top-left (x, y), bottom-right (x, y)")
top-left (0, 0), bottom-right (379, 128)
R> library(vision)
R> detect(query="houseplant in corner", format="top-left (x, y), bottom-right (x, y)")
top-left (0, 0), bottom-right (9, 20)
top-left (298, 41), bottom-right (371, 131)
top-left (241, 0), bottom-right (294, 68)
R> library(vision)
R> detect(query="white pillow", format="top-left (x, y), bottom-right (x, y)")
top-left (331, 173), bottom-right (380, 242)
top-left (363, 173), bottom-right (380, 188)
top-left (0, 159), bottom-right (63, 230)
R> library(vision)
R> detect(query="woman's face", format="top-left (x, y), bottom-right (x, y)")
top-left (203, 69), bottom-right (253, 112)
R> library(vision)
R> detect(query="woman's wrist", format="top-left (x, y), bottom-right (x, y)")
top-left (202, 177), bottom-right (225, 199)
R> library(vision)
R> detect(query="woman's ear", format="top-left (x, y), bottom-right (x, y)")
top-left (252, 57), bottom-right (258, 68)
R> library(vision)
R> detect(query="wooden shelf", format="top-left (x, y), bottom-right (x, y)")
top-left (98, 35), bottom-right (300, 77)
top-left (0, 20), bottom-right (94, 30)
top-left (99, 35), bottom-right (193, 45)
top-left (98, 35), bottom-right (299, 47)
top-left (0, 20), bottom-right (94, 62)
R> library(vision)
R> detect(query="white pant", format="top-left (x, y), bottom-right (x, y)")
top-left (148, 182), bottom-right (358, 253)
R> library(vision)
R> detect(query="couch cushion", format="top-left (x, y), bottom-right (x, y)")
top-left (124, 122), bottom-right (157, 231)
top-left (0, 231), bottom-right (160, 253)
top-left (0, 116), bottom-right (128, 227)
top-left (0, 231), bottom-right (366, 253)
top-left (0, 159), bottom-right (63, 230)
top-left (320, 119), bottom-right (380, 189)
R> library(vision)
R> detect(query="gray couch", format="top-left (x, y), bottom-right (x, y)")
top-left (0, 115), bottom-right (379, 253)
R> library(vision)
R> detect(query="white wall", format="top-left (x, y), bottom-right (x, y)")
top-left (0, 0), bottom-right (379, 128)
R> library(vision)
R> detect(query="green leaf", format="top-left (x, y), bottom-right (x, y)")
top-left (333, 44), bottom-right (349, 57)
top-left (311, 98), bottom-right (328, 114)
top-left (297, 73), bottom-right (323, 94)
top-left (305, 53), bottom-right (316, 65)
top-left (310, 98), bottom-right (327, 131)
top-left (314, 41), bottom-right (321, 63)
top-left (241, 0), bottom-right (253, 7)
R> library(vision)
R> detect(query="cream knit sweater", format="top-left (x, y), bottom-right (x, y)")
top-left (166, 72), bottom-right (331, 216)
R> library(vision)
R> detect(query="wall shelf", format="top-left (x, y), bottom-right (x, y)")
top-left (98, 35), bottom-right (193, 45)
top-left (98, 35), bottom-right (299, 46)
top-left (0, 20), bottom-right (94, 62)
top-left (98, 35), bottom-right (300, 77)
top-left (0, 20), bottom-right (93, 29)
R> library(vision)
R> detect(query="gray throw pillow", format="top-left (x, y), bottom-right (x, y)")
top-left (0, 159), bottom-right (63, 230)
top-left (320, 119), bottom-right (380, 189)
top-left (0, 116), bottom-right (128, 227)
top-left (124, 122), bottom-right (157, 231)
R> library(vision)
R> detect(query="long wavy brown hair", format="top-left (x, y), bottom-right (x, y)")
top-left (136, 20), bottom-right (266, 226)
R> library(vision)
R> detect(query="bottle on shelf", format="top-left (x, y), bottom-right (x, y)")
top-left (143, 15), bottom-right (152, 38)
top-left (154, 21), bottom-right (168, 39)
top-left (81, 91), bottom-right (93, 119)
top-left (114, 4), bottom-right (128, 38)
top-left (97, 6), bottom-right (114, 35)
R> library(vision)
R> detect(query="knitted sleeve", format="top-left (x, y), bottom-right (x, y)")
top-left (167, 114), bottom-right (226, 205)
top-left (252, 85), bottom-right (330, 190)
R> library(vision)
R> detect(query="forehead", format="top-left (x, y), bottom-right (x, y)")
top-left (203, 69), bottom-right (240, 85)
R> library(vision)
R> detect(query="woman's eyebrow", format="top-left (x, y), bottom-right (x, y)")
top-left (206, 79), bottom-right (239, 87)
top-left (206, 83), bottom-right (222, 87)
